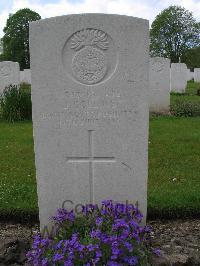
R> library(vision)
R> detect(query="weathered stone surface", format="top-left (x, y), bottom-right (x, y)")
top-left (20, 69), bottom-right (31, 84)
top-left (0, 61), bottom-right (20, 94)
top-left (149, 57), bottom-right (170, 113)
top-left (194, 68), bottom-right (200, 82)
top-left (170, 63), bottom-right (187, 92)
top-left (30, 14), bottom-right (149, 228)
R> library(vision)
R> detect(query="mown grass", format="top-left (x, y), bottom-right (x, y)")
top-left (0, 116), bottom-right (200, 221)
top-left (186, 80), bottom-right (200, 95)
top-left (0, 121), bottom-right (37, 222)
top-left (148, 116), bottom-right (200, 219)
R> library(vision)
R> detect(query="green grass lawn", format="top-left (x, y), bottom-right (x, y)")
top-left (0, 117), bottom-right (200, 221)
top-left (186, 80), bottom-right (200, 95)
top-left (0, 121), bottom-right (37, 221)
top-left (148, 116), bottom-right (200, 218)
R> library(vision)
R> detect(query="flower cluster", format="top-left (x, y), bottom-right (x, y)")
top-left (27, 200), bottom-right (156, 265)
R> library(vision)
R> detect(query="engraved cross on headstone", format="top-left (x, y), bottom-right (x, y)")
top-left (66, 130), bottom-right (116, 202)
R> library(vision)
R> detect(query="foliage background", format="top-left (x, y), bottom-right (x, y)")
top-left (150, 6), bottom-right (200, 64)
top-left (1, 8), bottom-right (41, 70)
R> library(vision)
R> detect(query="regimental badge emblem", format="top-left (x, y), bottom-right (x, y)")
top-left (63, 28), bottom-right (118, 85)
top-left (70, 29), bottom-right (109, 85)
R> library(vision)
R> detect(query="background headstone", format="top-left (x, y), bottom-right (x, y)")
top-left (170, 63), bottom-right (187, 92)
top-left (149, 57), bottom-right (170, 113)
top-left (30, 14), bottom-right (149, 228)
top-left (187, 69), bottom-right (194, 81)
top-left (20, 69), bottom-right (31, 84)
top-left (0, 61), bottom-right (20, 94)
top-left (194, 68), bottom-right (200, 82)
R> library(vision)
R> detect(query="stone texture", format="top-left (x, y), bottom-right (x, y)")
top-left (20, 69), bottom-right (31, 84)
top-left (170, 63), bottom-right (187, 92)
top-left (194, 68), bottom-right (200, 82)
top-left (149, 57), bottom-right (170, 113)
top-left (0, 61), bottom-right (20, 94)
top-left (30, 14), bottom-right (149, 229)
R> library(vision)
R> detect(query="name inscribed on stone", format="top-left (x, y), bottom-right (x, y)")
top-left (40, 87), bottom-right (136, 126)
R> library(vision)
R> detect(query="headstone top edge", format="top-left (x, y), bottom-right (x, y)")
top-left (29, 13), bottom-right (149, 28)
top-left (150, 57), bottom-right (170, 62)
top-left (171, 63), bottom-right (187, 66)
top-left (0, 61), bottom-right (19, 64)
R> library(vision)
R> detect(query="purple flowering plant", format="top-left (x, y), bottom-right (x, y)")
top-left (27, 200), bottom-right (157, 265)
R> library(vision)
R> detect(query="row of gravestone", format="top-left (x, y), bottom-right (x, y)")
top-left (0, 60), bottom-right (199, 113)
top-left (0, 61), bottom-right (31, 93)
top-left (150, 61), bottom-right (200, 113)
top-left (1, 14), bottom-right (200, 229)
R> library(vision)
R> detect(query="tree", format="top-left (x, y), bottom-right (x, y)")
top-left (182, 46), bottom-right (200, 68)
top-left (150, 6), bottom-right (200, 63)
top-left (0, 39), bottom-right (3, 54)
top-left (0, 40), bottom-right (6, 61)
top-left (2, 8), bottom-right (41, 70)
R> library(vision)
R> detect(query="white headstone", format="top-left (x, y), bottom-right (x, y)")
top-left (149, 57), bottom-right (170, 113)
top-left (30, 14), bottom-right (149, 228)
top-left (187, 69), bottom-right (194, 81)
top-left (170, 63), bottom-right (187, 92)
top-left (194, 68), bottom-right (200, 82)
top-left (0, 61), bottom-right (20, 94)
top-left (20, 69), bottom-right (31, 84)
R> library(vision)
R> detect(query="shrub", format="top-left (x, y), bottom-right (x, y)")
top-left (170, 99), bottom-right (200, 117)
top-left (170, 92), bottom-right (187, 96)
top-left (0, 84), bottom-right (32, 121)
top-left (27, 200), bottom-right (158, 265)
